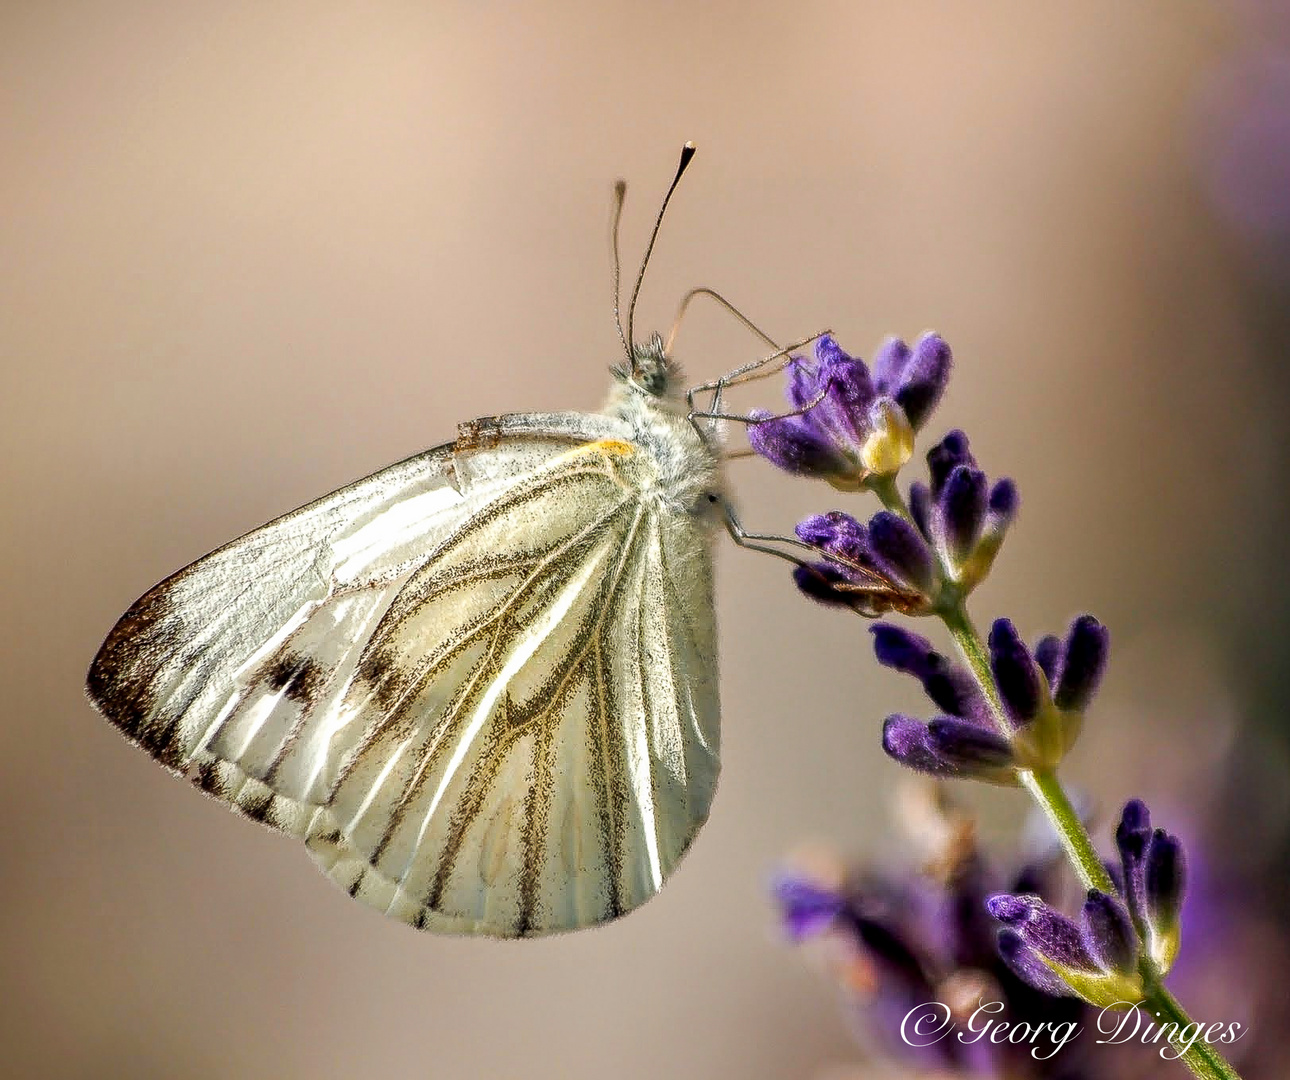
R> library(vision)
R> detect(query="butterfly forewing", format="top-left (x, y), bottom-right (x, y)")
top-left (87, 410), bottom-right (721, 937)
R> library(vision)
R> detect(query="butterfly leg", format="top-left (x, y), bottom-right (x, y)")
top-left (683, 329), bottom-right (831, 434)
top-left (689, 384), bottom-right (830, 427)
top-left (712, 496), bottom-right (812, 569)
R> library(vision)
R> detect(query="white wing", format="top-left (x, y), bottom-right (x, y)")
top-left (87, 412), bottom-right (720, 936)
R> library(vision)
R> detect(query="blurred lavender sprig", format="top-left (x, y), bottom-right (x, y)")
top-left (751, 332), bottom-right (1243, 1079)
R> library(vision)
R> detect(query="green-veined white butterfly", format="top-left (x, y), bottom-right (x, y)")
top-left (86, 145), bottom-right (806, 938)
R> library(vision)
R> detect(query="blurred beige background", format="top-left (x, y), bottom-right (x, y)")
top-left (2, 2), bottom-right (1282, 1078)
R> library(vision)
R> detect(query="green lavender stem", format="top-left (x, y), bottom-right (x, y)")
top-left (1142, 979), bottom-right (1243, 1080)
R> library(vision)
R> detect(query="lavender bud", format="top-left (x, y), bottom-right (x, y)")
top-left (1053, 615), bottom-right (1109, 711)
top-left (922, 654), bottom-right (987, 720)
top-left (817, 345), bottom-right (875, 440)
top-left (1081, 890), bottom-right (1139, 975)
top-left (1146, 830), bottom-right (1186, 970)
top-left (987, 477), bottom-right (1019, 523)
top-left (747, 411), bottom-right (847, 479)
top-left (870, 625), bottom-right (984, 719)
top-left (868, 511), bottom-right (935, 594)
top-left (937, 465), bottom-right (988, 569)
top-left (882, 715), bottom-right (958, 777)
top-left (771, 873), bottom-right (846, 941)
top-left (795, 511), bottom-right (867, 563)
top-left (956, 478), bottom-right (1020, 589)
top-left (893, 333), bottom-right (953, 430)
top-left (927, 430), bottom-right (975, 498)
top-left (1116, 799), bottom-right (1153, 928)
top-left (871, 623), bottom-right (935, 672)
top-left (989, 618), bottom-right (1042, 727)
top-left (1033, 634), bottom-right (1062, 684)
top-left (785, 356), bottom-right (816, 410)
top-left (928, 716), bottom-right (1015, 769)
top-left (989, 894), bottom-right (1097, 971)
top-left (986, 893), bottom-right (1041, 924)
top-left (792, 563), bottom-right (859, 608)
top-left (997, 929), bottom-right (1073, 997)
top-left (908, 480), bottom-right (932, 539)
top-left (870, 335), bottom-right (911, 393)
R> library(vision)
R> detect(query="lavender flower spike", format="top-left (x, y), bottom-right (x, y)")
top-left (749, 333), bottom-right (951, 490)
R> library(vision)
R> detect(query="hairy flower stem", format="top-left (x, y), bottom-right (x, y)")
top-left (1140, 978), bottom-right (1243, 1080)
top-left (872, 477), bottom-right (1242, 1079)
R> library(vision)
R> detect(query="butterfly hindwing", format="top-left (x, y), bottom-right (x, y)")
top-left (87, 412), bottom-right (721, 936)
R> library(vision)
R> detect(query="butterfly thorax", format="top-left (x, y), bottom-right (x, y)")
top-left (605, 341), bottom-right (723, 517)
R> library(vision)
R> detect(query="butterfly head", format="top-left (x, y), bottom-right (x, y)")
top-left (611, 332), bottom-right (680, 398)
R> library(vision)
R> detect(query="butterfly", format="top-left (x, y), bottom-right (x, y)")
top-left (84, 145), bottom-right (791, 938)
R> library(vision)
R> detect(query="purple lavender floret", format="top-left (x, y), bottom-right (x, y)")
top-left (881, 715), bottom-right (963, 777)
top-left (1146, 831), bottom-right (1187, 926)
top-left (989, 618), bottom-right (1043, 727)
top-left (770, 874), bottom-right (847, 940)
top-left (871, 625), bottom-right (988, 722)
top-left (1116, 798), bottom-right (1153, 927)
top-left (749, 333), bottom-right (951, 488)
top-left (871, 625), bottom-right (1019, 780)
top-left (997, 928), bottom-right (1073, 998)
top-left (927, 429), bottom-right (975, 495)
top-left (938, 465), bottom-right (988, 565)
top-left (1033, 634), bottom-right (1062, 684)
top-left (1081, 890), bottom-right (1139, 975)
top-left (906, 431), bottom-right (1020, 588)
top-left (790, 511), bottom-right (937, 615)
top-left (986, 893), bottom-right (1099, 972)
top-left (927, 716), bottom-right (1015, 769)
top-left (868, 511), bottom-right (936, 594)
top-left (1052, 615), bottom-right (1110, 712)
top-left (881, 712), bottom-right (1016, 784)
top-left (871, 332), bottom-right (953, 429)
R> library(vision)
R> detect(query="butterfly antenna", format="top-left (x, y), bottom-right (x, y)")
top-left (610, 179), bottom-right (631, 365)
top-left (627, 142), bottom-right (696, 366)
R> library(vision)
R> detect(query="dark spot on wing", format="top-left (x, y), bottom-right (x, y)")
top-left (265, 652), bottom-right (326, 705)
top-left (355, 646), bottom-right (408, 713)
